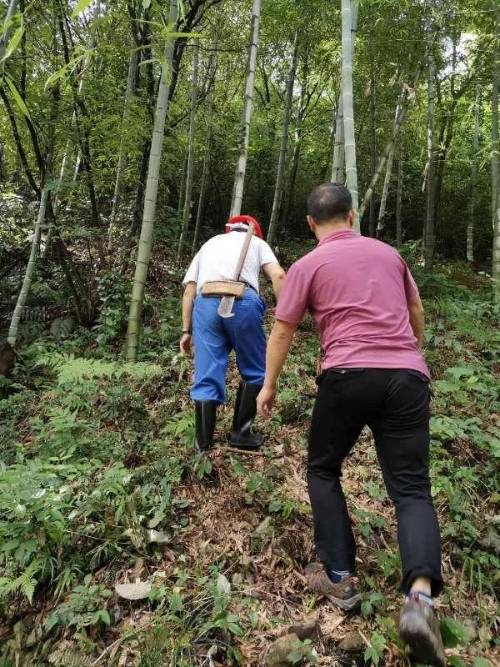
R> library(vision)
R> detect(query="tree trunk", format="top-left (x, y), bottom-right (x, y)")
top-left (0, 0), bottom-right (39, 198)
top-left (192, 31), bottom-right (219, 255)
top-left (7, 53), bottom-right (57, 345)
top-left (0, 0), bottom-right (19, 61)
top-left (44, 3), bottom-right (100, 260)
top-left (331, 97), bottom-right (345, 183)
top-left (492, 9), bottom-right (500, 301)
top-left (369, 61), bottom-right (376, 237)
top-left (341, 0), bottom-right (359, 230)
top-left (376, 144), bottom-right (395, 238)
top-left (57, 3), bottom-right (102, 246)
top-left (129, 11), bottom-right (154, 242)
top-left (177, 41), bottom-right (199, 260)
top-left (130, 137), bottom-right (150, 239)
top-left (177, 149), bottom-right (188, 221)
top-left (0, 85), bottom-right (39, 196)
top-left (282, 64), bottom-right (308, 227)
top-left (57, 70), bottom-right (87, 193)
top-left (7, 187), bottom-right (49, 346)
top-left (72, 151), bottom-right (80, 181)
top-left (41, 100), bottom-right (82, 261)
top-left (191, 114), bottom-right (211, 254)
top-left (126, 0), bottom-right (178, 361)
top-left (358, 62), bottom-right (422, 222)
top-left (107, 46), bottom-right (139, 249)
top-left (266, 32), bottom-right (298, 245)
top-left (424, 49), bottom-right (437, 271)
top-left (467, 86), bottom-right (480, 263)
top-left (376, 96), bottom-right (404, 238)
top-left (331, 1), bottom-right (358, 184)
top-left (229, 0), bottom-right (261, 218)
top-left (53, 82), bottom-right (86, 212)
top-left (432, 97), bottom-right (460, 229)
top-left (396, 142), bottom-right (403, 248)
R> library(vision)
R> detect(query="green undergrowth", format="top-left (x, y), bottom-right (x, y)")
top-left (0, 260), bottom-right (499, 666)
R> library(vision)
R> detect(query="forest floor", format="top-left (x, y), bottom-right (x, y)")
top-left (0, 251), bottom-right (499, 666)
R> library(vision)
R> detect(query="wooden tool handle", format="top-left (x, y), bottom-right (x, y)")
top-left (233, 225), bottom-right (255, 281)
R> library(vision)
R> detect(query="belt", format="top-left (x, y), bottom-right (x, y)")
top-left (201, 283), bottom-right (256, 296)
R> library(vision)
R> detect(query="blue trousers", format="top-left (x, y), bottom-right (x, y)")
top-left (191, 289), bottom-right (267, 404)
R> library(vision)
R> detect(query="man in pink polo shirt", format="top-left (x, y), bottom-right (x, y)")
top-left (257, 183), bottom-right (445, 666)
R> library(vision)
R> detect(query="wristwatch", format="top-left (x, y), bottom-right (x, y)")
top-left (182, 330), bottom-right (192, 335)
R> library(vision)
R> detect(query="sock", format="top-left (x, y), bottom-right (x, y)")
top-left (326, 567), bottom-right (351, 584)
top-left (407, 591), bottom-right (434, 606)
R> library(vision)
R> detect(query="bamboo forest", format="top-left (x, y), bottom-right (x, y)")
top-left (0, 0), bottom-right (499, 665)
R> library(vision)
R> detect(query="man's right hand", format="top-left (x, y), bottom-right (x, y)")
top-left (257, 384), bottom-right (276, 417)
top-left (180, 333), bottom-right (192, 355)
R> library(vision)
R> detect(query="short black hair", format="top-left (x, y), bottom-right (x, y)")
top-left (307, 182), bottom-right (352, 223)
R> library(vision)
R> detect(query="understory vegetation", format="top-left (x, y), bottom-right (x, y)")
top-left (1, 0), bottom-right (499, 664)
top-left (0, 251), bottom-right (498, 666)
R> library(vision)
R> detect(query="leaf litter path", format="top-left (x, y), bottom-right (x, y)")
top-left (153, 324), bottom-right (498, 666)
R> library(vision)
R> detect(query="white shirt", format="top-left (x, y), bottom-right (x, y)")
top-left (183, 232), bottom-right (278, 294)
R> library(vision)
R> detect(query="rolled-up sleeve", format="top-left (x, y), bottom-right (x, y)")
top-left (275, 262), bottom-right (312, 325)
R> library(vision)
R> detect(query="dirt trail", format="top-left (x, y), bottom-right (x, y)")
top-left (158, 322), bottom-right (498, 664)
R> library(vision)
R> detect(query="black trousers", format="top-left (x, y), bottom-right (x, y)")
top-left (307, 368), bottom-right (443, 596)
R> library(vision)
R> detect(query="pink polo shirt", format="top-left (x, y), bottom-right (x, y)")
top-left (275, 229), bottom-right (430, 377)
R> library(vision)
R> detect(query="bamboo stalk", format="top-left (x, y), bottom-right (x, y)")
top-left (8, 187), bottom-right (49, 346)
top-left (126, 0), bottom-right (178, 361)
top-left (229, 0), bottom-right (261, 217)
top-left (192, 29), bottom-right (219, 256)
top-left (331, 1), bottom-right (358, 184)
top-left (341, 0), bottom-right (359, 230)
top-left (424, 48), bottom-right (436, 271)
top-left (266, 32), bottom-right (299, 245)
top-left (467, 86), bottom-right (480, 263)
top-left (492, 8), bottom-right (500, 300)
top-left (177, 41), bottom-right (200, 260)
top-left (107, 46), bottom-right (139, 250)
top-left (358, 62), bottom-right (422, 222)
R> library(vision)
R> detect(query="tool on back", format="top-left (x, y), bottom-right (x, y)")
top-left (201, 224), bottom-right (255, 318)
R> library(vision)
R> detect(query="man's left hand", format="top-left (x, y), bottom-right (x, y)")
top-left (257, 385), bottom-right (276, 417)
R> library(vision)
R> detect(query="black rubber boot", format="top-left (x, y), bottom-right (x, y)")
top-left (229, 382), bottom-right (263, 450)
top-left (194, 401), bottom-right (217, 453)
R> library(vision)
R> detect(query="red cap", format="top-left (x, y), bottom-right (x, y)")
top-left (225, 215), bottom-right (264, 239)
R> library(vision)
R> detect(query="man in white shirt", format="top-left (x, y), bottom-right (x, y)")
top-left (181, 215), bottom-right (285, 452)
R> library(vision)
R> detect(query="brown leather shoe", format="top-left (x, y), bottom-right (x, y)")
top-left (305, 563), bottom-right (361, 611)
top-left (398, 596), bottom-right (446, 666)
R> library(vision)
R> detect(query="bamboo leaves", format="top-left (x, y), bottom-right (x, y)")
top-left (0, 16), bottom-right (23, 65)
top-left (43, 51), bottom-right (87, 92)
top-left (4, 74), bottom-right (30, 119)
top-left (71, 0), bottom-right (95, 19)
top-left (0, 0), bottom-right (20, 65)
